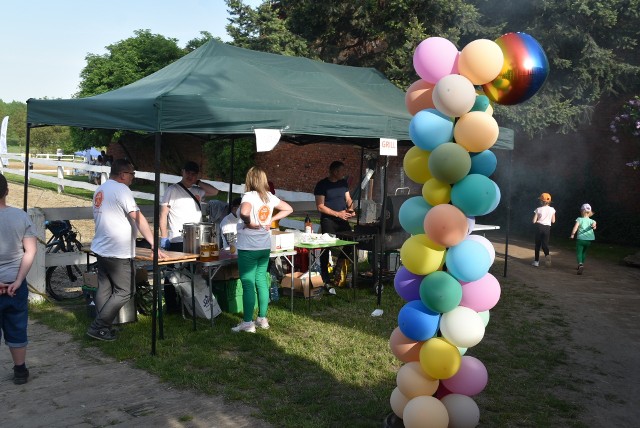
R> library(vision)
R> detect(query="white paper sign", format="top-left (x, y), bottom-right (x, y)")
top-left (379, 138), bottom-right (397, 156)
top-left (254, 129), bottom-right (282, 152)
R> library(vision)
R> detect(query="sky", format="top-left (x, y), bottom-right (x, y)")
top-left (0, 0), bottom-right (262, 103)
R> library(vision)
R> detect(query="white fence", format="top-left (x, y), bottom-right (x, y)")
top-left (1, 152), bottom-right (318, 300)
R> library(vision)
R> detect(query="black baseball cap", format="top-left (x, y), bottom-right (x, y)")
top-left (183, 161), bottom-right (200, 173)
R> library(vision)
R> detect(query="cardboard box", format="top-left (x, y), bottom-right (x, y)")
top-left (280, 272), bottom-right (324, 297)
top-left (82, 271), bottom-right (98, 289)
top-left (270, 230), bottom-right (295, 252)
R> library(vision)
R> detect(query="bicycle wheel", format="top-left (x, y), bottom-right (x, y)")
top-left (45, 239), bottom-right (85, 300)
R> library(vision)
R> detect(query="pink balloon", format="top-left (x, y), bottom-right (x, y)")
top-left (413, 37), bottom-right (460, 84)
top-left (459, 273), bottom-right (501, 312)
top-left (442, 356), bottom-right (488, 396)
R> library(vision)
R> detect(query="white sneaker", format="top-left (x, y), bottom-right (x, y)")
top-left (231, 321), bottom-right (256, 333)
top-left (255, 317), bottom-right (270, 330)
top-left (531, 261), bottom-right (539, 267)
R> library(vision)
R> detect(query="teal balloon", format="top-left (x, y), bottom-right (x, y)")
top-left (399, 196), bottom-right (432, 235)
top-left (478, 182), bottom-right (501, 216)
top-left (409, 108), bottom-right (454, 151)
top-left (446, 239), bottom-right (491, 282)
top-left (469, 150), bottom-right (497, 176)
top-left (471, 95), bottom-right (491, 112)
top-left (451, 174), bottom-right (498, 216)
top-left (420, 271), bottom-right (463, 313)
top-left (428, 143), bottom-right (471, 184)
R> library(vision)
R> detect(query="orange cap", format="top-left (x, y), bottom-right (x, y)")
top-left (539, 193), bottom-right (552, 202)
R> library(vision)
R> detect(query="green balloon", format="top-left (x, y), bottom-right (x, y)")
top-left (428, 143), bottom-right (471, 184)
top-left (419, 271), bottom-right (462, 314)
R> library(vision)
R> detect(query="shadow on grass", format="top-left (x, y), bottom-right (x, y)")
top-left (30, 263), bottom-right (588, 428)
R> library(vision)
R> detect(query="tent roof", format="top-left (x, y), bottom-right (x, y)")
top-left (27, 40), bottom-right (513, 149)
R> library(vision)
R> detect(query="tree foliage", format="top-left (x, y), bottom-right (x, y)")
top-left (204, 138), bottom-right (255, 185)
top-left (225, 0), bottom-right (640, 137)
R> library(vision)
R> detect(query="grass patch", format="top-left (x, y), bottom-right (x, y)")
top-left (30, 263), bottom-right (588, 427)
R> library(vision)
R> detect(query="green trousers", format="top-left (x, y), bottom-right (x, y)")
top-left (576, 239), bottom-right (592, 264)
top-left (237, 249), bottom-right (271, 322)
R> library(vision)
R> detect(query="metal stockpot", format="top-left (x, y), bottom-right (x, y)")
top-left (182, 222), bottom-right (216, 255)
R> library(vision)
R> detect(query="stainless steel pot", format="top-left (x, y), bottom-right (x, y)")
top-left (182, 222), bottom-right (216, 255)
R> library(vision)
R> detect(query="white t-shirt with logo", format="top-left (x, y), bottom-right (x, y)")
top-left (534, 205), bottom-right (556, 226)
top-left (236, 191), bottom-right (280, 251)
top-left (91, 179), bottom-right (140, 258)
top-left (161, 183), bottom-right (206, 242)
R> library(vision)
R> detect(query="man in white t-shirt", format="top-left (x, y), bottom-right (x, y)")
top-left (87, 159), bottom-right (164, 341)
top-left (159, 161), bottom-right (219, 252)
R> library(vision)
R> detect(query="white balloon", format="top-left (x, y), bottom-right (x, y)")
top-left (441, 394), bottom-right (481, 428)
top-left (432, 74), bottom-right (476, 117)
top-left (465, 234), bottom-right (495, 264)
top-left (440, 306), bottom-right (485, 348)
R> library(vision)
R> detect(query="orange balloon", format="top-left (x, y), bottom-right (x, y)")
top-left (405, 80), bottom-right (436, 116)
top-left (423, 204), bottom-right (469, 248)
top-left (396, 361), bottom-right (440, 399)
top-left (403, 396), bottom-right (449, 428)
top-left (453, 111), bottom-right (499, 152)
top-left (458, 39), bottom-right (504, 85)
top-left (390, 327), bottom-right (423, 363)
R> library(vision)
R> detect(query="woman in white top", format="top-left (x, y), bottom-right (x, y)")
top-left (532, 192), bottom-right (556, 267)
top-left (232, 167), bottom-right (292, 333)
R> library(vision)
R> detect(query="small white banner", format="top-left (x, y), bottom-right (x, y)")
top-left (254, 129), bottom-right (282, 152)
top-left (379, 138), bottom-right (397, 156)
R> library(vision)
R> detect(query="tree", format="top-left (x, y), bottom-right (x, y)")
top-left (30, 126), bottom-right (72, 154)
top-left (185, 31), bottom-right (219, 52)
top-left (204, 138), bottom-right (255, 184)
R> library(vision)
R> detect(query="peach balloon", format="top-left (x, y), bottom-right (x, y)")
top-left (454, 111), bottom-right (499, 152)
top-left (403, 396), bottom-right (449, 428)
top-left (406, 80), bottom-right (436, 116)
top-left (422, 178), bottom-right (452, 206)
top-left (404, 146), bottom-right (432, 184)
top-left (390, 387), bottom-right (410, 418)
top-left (432, 74), bottom-right (476, 117)
top-left (396, 361), bottom-right (440, 399)
top-left (423, 204), bottom-right (469, 248)
top-left (458, 39), bottom-right (504, 85)
top-left (390, 327), bottom-right (423, 363)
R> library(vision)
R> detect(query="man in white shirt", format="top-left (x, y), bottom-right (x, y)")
top-left (159, 161), bottom-right (219, 252)
top-left (87, 159), bottom-right (164, 341)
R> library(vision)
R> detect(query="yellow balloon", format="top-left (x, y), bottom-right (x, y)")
top-left (458, 39), bottom-right (504, 85)
top-left (403, 396), bottom-right (449, 428)
top-left (390, 387), bottom-right (410, 418)
top-left (419, 337), bottom-right (462, 379)
top-left (422, 178), bottom-right (451, 206)
top-left (404, 146), bottom-right (432, 184)
top-left (400, 234), bottom-right (446, 276)
top-left (454, 111), bottom-right (499, 152)
top-left (396, 361), bottom-right (440, 399)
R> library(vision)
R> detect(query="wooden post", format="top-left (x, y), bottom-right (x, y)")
top-left (26, 207), bottom-right (47, 302)
top-left (57, 165), bottom-right (64, 193)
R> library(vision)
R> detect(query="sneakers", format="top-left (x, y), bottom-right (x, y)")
top-left (531, 261), bottom-right (540, 267)
top-left (577, 264), bottom-right (584, 275)
top-left (231, 321), bottom-right (256, 333)
top-left (324, 284), bottom-right (337, 295)
top-left (545, 255), bottom-right (552, 267)
top-left (86, 326), bottom-right (116, 342)
top-left (13, 366), bottom-right (29, 385)
top-left (255, 317), bottom-right (270, 330)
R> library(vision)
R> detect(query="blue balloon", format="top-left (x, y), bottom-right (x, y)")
top-left (409, 108), bottom-right (454, 151)
top-left (446, 239), bottom-right (491, 282)
top-left (450, 174), bottom-right (498, 217)
top-left (469, 150), bottom-right (497, 176)
top-left (398, 300), bottom-right (441, 341)
top-left (399, 196), bottom-right (432, 235)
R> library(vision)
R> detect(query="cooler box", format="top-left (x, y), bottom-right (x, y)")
top-left (270, 230), bottom-right (295, 252)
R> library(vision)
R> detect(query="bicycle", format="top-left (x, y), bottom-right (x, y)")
top-left (44, 220), bottom-right (85, 300)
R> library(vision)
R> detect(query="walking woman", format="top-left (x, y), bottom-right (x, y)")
top-left (233, 167), bottom-right (292, 333)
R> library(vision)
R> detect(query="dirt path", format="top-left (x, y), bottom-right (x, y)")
top-left (486, 231), bottom-right (640, 428)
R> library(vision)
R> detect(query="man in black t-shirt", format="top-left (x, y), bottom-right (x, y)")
top-left (314, 161), bottom-right (355, 286)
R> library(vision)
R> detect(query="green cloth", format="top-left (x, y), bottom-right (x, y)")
top-left (237, 249), bottom-right (271, 322)
top-left (575, 217), bottom-right (596, 241)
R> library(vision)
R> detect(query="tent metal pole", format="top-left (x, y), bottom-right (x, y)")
top-left (503, 149), bottom-right (513, 278)
top-left (151, 132), bottom-right (162, 355)
top-left (357, 146), bottom-right (364, 226)
top-left (377, 156), bottom-right (389, 307)
top-left (23, 124), bottom-right (31, 212)
top-left (228, 138), bottom-right (235, 204)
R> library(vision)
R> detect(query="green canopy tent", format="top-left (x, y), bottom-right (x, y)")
top-left (25, 40), bottom-right (514, 352)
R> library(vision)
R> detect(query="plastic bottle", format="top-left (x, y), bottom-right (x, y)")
top-left (269, 274), bottom-right (280, 302)
top-left (305, 214), bottom-right (312, 233)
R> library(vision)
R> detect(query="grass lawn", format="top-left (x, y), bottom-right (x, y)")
top-left (30, 261), bottom-right (588, 428)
